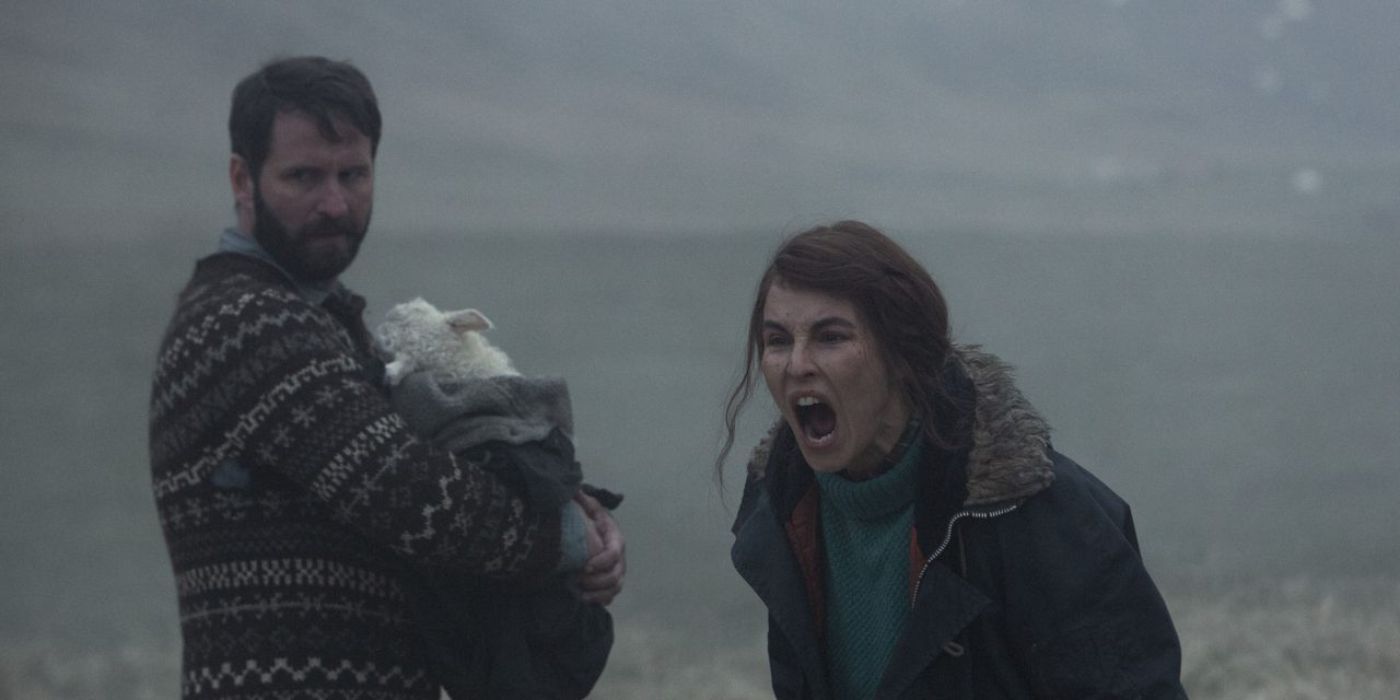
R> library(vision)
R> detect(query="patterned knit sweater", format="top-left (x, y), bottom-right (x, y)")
top-left (149, 253), bottom-right (562, 699)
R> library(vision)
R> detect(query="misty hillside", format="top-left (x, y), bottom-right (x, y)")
top-left (2, 3), bottom-right (1398, 697)
top-left (3, 0), bottom-right (1397, 239)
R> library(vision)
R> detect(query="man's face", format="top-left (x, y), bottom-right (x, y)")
top-left (243, 110), bottom-right (374, 282)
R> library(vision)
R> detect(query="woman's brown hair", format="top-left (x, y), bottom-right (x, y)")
top-left (717, 220), bottom-right (967, 484)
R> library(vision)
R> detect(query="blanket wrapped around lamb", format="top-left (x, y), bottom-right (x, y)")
top-left (389, 371), bottom-right (615, 699)
top-left (391, 373), bottom-right (584, 510)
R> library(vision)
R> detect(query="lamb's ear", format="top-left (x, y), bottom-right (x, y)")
top-left (384, 358), bottom-right (412, 386)
top-left (446, 309), bottom-right (493, 334)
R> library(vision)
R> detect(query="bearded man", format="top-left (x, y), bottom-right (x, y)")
top-left (149, 56), bottom-right (624, 699)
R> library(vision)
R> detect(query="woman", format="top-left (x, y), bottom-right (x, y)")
top-left (722, 221), bottom-right (1186, 699)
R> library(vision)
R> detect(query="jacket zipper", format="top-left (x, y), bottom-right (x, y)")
top-left (910, 503), bottom-right (1020, 605)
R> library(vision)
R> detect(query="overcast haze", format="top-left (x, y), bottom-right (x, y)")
top-left (3, 2), bottom-right (1399, 698)
top-left (3, 0), bottom-right (1397, 240)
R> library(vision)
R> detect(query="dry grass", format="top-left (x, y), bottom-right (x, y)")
top-left (1173, 576), bottom-right (1400, 700)
top-left (4, 576), bottom-right (1397, 699)
top-left (0, 635), bottom-right (177, 700)
top-left (588, 620), bottom-right (771, 699)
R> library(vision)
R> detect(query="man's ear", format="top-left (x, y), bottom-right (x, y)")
top-left (230, 154), bottom-right (255, 214)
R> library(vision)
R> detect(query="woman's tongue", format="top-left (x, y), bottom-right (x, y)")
top-left (801, 404), bottom-right (837, 442)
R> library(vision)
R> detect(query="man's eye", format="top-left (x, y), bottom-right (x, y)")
top-left (819, 332), bottom-right (848, 343)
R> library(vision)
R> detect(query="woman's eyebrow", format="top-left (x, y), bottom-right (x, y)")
top-left (810, 317), bottom-right (856, 332)
top-left (762, 316), bottom-right (857, 332)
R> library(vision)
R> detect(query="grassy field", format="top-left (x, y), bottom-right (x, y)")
top-left (4, 575), bottom-right (1397, 699)
top-left (3, 231), bottom-right (1396, 699)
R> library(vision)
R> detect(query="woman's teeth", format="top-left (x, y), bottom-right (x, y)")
top-left (795, 397), bottom-right (837, 442)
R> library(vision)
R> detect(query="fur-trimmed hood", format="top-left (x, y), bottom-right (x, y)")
top-left (746, 345), bottom-right (1054, 508)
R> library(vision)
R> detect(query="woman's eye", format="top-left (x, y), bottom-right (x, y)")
top-left (763, 335), bottom-right (790, 348)
top-left (819, 332), bottom-right (848, 343)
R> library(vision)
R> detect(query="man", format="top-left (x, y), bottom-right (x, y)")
top-left (150, 56), bottom-right (624, 699)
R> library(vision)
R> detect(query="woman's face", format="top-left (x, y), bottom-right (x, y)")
top-left (760, 281), bottom-right (911, 479)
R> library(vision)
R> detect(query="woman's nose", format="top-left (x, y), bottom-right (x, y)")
top-left (786, 340), bottom-right (817, 376)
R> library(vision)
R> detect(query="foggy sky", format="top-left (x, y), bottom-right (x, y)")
top-left (2, 7), bottom-right (1399, 693)
top-left (3, 0), bottom-right (1397, 242)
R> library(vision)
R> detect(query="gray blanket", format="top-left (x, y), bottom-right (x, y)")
top-left (392, 373), bottom-right (573, 446)
top-left (390, 372), bottom-right (580, 509)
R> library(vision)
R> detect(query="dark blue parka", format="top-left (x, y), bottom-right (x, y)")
top-left (731, 347), bottom-right (1187, 699)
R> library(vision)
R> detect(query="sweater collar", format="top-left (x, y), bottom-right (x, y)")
top-left (218, 227), bottom-right (341, 306)
top-left (815, 420), bottom-right (924, 521)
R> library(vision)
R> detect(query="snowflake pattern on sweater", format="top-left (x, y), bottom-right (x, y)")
top-left (150, 253), bottom-right (561, 699)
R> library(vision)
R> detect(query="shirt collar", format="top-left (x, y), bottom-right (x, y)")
top-left (218, 227), bottom-right (341, 306)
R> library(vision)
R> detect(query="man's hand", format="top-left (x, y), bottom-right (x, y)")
top-left (574, 491), bottom-right (625, 606)
top-left (582, 507), bottom-right (604, 561)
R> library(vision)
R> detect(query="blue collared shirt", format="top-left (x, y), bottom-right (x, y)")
top-left (217, 227), bottom-right (341, 305)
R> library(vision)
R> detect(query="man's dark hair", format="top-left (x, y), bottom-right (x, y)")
top-left (229, 56), bottom-right (382, 180)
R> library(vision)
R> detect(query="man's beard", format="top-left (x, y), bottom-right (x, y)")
top-left (252, 187), bottom-right (370, 283)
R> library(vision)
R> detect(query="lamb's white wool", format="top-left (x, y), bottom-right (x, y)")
top-left (375, 297), bottom-right (519, 385)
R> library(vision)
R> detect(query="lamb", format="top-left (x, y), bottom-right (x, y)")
top-left (375, 296), bottom-right (519, 385)
top-left (371, 296), bottom-right (619, 699)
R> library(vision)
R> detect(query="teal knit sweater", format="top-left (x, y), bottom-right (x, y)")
top-left (815, 431), bottom-right (924, 700)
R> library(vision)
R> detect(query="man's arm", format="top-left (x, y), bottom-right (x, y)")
top-left (154, 285), bottom-right (561, 578)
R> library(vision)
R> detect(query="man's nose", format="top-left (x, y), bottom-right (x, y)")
top-left (316, 181), bottom-right (350, 219)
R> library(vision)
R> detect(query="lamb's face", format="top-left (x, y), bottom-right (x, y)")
top-left (376, 297), bottom-right (515, 384)
top-left (376, 297), bottom-right (448, 357)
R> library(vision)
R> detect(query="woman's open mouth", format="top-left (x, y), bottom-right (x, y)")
top-left (795, 396), bottom-right (837, 447)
